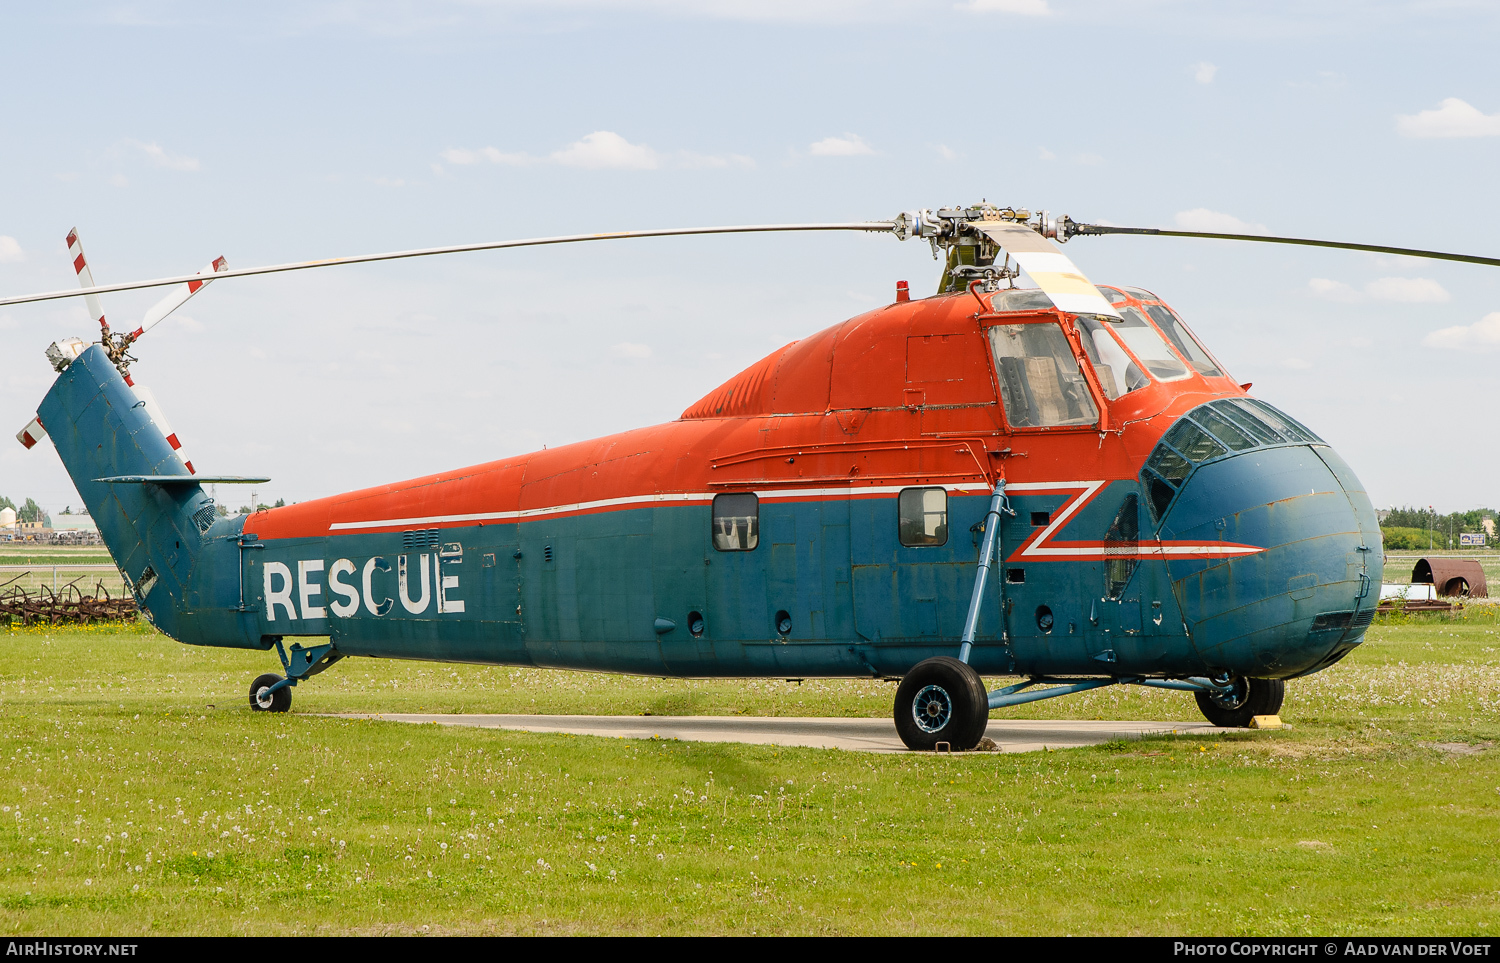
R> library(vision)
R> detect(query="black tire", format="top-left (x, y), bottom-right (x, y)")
top-left (1194, 676), bottom-right (1284, 728)
top-left (894, 657), bottom-right (988, 751)
top-left (250, 673), bottom-right (292, 713)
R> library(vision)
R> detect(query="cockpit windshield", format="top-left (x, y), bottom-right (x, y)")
top-left (1110, 306), bottom-right (1192, 382)
top-left (1144, 304), bottom-right (1223, 378)
top-left (986, 322), bottom-right (1099, 428)
top-left (1078, 317), bottom-right (1148, 400)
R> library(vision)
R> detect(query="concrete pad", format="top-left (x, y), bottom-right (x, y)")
top-left (330, 713), bottom-right (1238, 753)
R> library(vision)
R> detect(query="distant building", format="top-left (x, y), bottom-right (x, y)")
top-left (1376, 509), bottom-right (1391, 524)
top-left (51, 513), bottom-right (98, 533)
top-left (0, 506), bottom-right (14, 529)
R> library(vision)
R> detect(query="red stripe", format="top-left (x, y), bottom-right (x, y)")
top-left (185, 461), bottom-right (195, 474)
top-left (20, 431), bottom-right (36, 449)
top-left (73, 254), bottom-right (87, 274)
top-left (167, 434), bottom-right (182, 450)
top-left (129, 327), bottom-right (144, 339)
top-left (187, 279), bottom-right (204, 294)
top-left (66, 230), bottom-right (78, 247)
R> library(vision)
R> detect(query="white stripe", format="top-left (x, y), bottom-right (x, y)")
top-left (1046, 292), bottom-right (1121, 317)
top-left (326, 481), bottom-right (993, 532)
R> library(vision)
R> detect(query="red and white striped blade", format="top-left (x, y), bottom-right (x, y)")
top-left (15, 415), bottom-right (46, 450)
top-left (132, 256), bottom-right (228, 340)
top-left (65, 227), bottom-right (109, 333)
top-left (130, 385), bottom-right (195, 474)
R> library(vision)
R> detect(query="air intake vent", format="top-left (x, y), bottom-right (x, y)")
top-left (1311, 611), bottom-right (1354, 632)
top-left (192, 504), bottom-right (217, 534)
top-left (402, 529), bottom-right (441, 549)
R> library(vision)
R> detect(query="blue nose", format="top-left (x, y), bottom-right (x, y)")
top-left (1142, 401), bottom-right (1383, 679)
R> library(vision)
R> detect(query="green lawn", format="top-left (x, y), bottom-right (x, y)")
top-left (1, 611), bottom-right (1497, 935)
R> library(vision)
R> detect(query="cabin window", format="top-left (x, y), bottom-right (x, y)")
top-left (712, 492), bottom-right (759, 551)
top-left (1145, 304), bottom-right (1223, 378)
top-left (898, 487), bottom-right (948, 547)
top-left (986, 322), bottom-right (1099, 428)
top-left (1110, 306), bottom-right (1191, 382)
top-left (1078, 317), bottom-right (1149, 400)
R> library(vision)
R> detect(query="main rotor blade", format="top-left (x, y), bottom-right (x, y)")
top-left (0, 222), bottom-right (896, 309)
top-left (1071, 223), bottom-right (1500, 268)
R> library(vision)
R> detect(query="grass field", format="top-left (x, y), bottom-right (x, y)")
top-left (2, 610), bottom-right (1498, 935)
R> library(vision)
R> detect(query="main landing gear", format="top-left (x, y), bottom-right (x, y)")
top-left (1193, 676), bottom-right (1285, 728)
top-left (247, 638), bottom-right (343, 714)
top-left (894, 657), bottom-right (990, 752)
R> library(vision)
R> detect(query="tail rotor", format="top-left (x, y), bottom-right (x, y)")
top-left (16, 230), bottom-right (227, 475)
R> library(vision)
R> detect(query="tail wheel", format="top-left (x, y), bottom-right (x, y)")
top-left (250, 673), bottom-right (292, 713)
top-left (1194, 676), bottom-right (1284, 728)
top-left (894, 657), bottom-right (988, 751)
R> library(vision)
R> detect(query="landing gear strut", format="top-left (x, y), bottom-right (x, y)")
top-left (247, 638), bottom-right (343, 715)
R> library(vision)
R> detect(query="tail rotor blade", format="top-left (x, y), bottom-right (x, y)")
top-left (64, 228), bottom-right (110, 335)
top-left (131, 256), bottom-right (228, 340)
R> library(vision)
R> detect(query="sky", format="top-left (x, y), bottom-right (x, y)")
top-left (1, 0), bottom-right (1498, 516)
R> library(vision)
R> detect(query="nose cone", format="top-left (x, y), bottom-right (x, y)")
top-left (1155, 440), bottom-right (1382, 679)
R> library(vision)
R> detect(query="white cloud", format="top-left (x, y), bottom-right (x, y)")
top-left (1281, 357), bottom-right (1312, 370)
top-left (1037, 146), bottom-right (1056, 161)
top-left (611, 341), bottom-right (652, 358)
top-left (934, 144), bottom-right (958, 161)
top-left (440, 132), bottom-right (748, 171)
top-left (370, 176), bottom-right (406, 188)
top-left (0, 236), bottom-right (24, 263)
top-left (1422, 312), bottom-right (1500, 351)
top-left (809, 133), bottom-right (874, 157)
top-left (1364, 277), bottom-right (1450, 303)
top-left (1308, 276), bottom-right (1450, 304)
top-left (1193, 62), bottom-right (1218, 84)
top-left (1308, 278), bottom-right (1361, 302)
top-left (958, 0), bottom-right (1049, 14)
top-left (1074, 152), bottom-right (1105, 166)
top-left (108, 173), bottom-right (129, 188)
top-left (552, 131), bottom-right (659, 169)
top-left (441, 147), bottom-right (533, 165)
top-left (1396, 98), bottom-right (1500, 138)
top-left (125, 139), bottom-right (200, 171)
top-left (1174, 208), bottom-right (1267, 234)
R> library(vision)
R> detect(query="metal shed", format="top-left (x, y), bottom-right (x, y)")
top-left (1411, 557), bottom-right (1488, 598)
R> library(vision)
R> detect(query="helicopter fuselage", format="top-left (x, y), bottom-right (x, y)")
top-left (41, 281), bottom-right (1380, 685)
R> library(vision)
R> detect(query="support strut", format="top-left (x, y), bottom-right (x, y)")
top-left (986, 675), bottom-right (1237, 710)
top-left (263, 638), bottom-right (344, 696)
top-left (958, 478), bottom-right (1013, 664)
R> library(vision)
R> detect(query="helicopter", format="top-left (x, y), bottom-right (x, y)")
top-left (8, 205), bottom-right (1493, 751)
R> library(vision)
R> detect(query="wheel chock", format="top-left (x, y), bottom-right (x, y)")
top-left (1249, 715), bottom-right (1283, 729)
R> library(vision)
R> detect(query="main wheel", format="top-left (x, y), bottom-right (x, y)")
top-left (1194, 676), bottom-right (1284, 728)
top-left (894, 657), bottom-right (988, 751)
top-left (250, 673), bottom-right (292, 713)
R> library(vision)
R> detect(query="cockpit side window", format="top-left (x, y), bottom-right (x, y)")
top-left (986, 322), bottom-right (1099, 428)
top-left (1144, 304), bottom-right (1224, 378)
top-left (1078, 317), bottom-right (1149, 400)
top-left (1112, 307), bottom-right (1192, 382)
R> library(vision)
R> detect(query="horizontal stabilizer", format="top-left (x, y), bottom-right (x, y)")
top-left (93, 475), bottom-right (271, 485)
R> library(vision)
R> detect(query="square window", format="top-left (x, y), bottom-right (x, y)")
top-left (898, 487), bottom-right (948, 547)
top-left (1030, 511), bottom-right (1051, 527)
top-left (1006, 568), bottom-right (1026, 583)
top-left (712, 493), bottom-right (759, 551)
